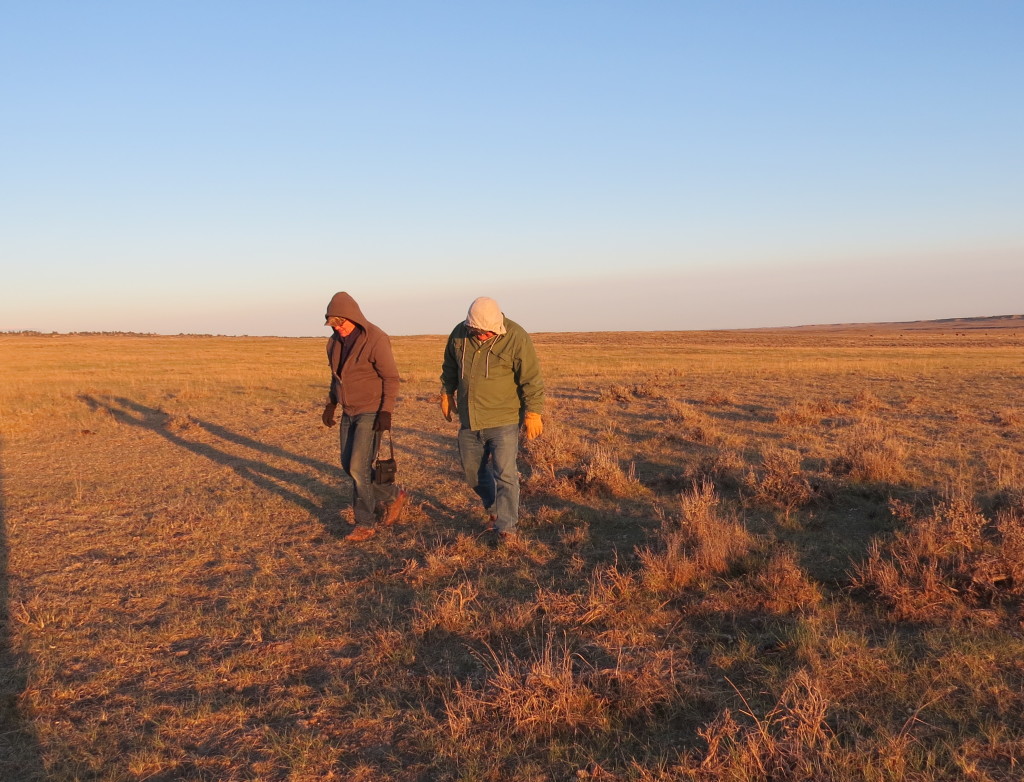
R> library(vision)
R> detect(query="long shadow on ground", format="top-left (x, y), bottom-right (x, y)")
top-left (0, 442), bottom-right (47, 779)
top-left (79, 395), bottom-right (348, 533)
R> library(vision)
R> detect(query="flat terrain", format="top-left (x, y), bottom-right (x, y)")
top-left (2, 324), bottom-right (1023, 780)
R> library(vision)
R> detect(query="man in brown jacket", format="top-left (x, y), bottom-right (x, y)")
top-left (322, 292), bottom-right (407, 541)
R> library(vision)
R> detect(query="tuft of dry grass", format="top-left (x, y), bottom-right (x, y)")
top-left (690, 670), bottom-right (836, 781)
top-left (831, 418), bottom-right (911, 485)
top-left (853, 495), bottom-right (1024, 623)
top-left (575, 444), bottom-right (647, 498)
top-left (639, 480), bottom-right (756, 596)
top-left (446, 634), bottom-right (614, 743)
top-left (668, 400), bottom-right (724, 445)
top-left (750, 548), bottom-right (824, 615)
top-left (744, 446), bottom-right (816, 521)
top-left (991, 407), bottom-right (1021, 428)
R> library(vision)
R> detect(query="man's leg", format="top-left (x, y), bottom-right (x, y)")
top-left (458, 427), bottom-right (496, 515)
top-left (486, 424), bottom-right (521, 533)
top-left (341, 413), bottom-right (379, 528)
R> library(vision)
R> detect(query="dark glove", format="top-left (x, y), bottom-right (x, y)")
top-left (321, 402), bottom-right (338, 427)
top-left (373, 411), bottom-right (392, 431)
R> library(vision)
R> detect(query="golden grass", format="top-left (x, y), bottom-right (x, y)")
top-left (2, 326), bottom-right (1024, 780)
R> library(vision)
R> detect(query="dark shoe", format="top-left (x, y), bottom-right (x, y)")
top-left (480, 525), bottom-right (500, 549)
top-left (345, 526), bottom-right (377, 542)
top-left (498, 529), bottom-right (521, 546)
top-left (382, 490), bottom-right (409, 526)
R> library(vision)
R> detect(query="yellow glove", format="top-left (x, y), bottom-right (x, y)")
top-left (322, 401), bottom-right (338, 427)
top-left (440, 390), bottom-right (457, 421)
top-left (523, 412), bottom-right (543, 440)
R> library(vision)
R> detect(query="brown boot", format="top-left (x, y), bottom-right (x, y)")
top-left (382, 490), bottom-right (409, 526)
top-left (345, 526), bottom-right (377, 542)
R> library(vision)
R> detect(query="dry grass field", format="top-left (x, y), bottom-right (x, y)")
top-left (2, 321), bottom-right (1023, 781)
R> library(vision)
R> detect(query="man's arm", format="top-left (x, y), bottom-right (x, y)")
top-left (323, 337), bottom-right (339, 425)
top-left (326, 336), bottom-right (340, 404)
top-left (440, 330), bottom-right (460, 395)
top-left (439, 332), bottom-right (461, 421)
top-left (513, 332), bottom-right (544, 416)
top-left (371, 334), bottom-right (401, 413)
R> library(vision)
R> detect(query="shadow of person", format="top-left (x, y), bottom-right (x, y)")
top-left (188, 416), bottom-right (338, 475)
top-left (0, 444), bottom-right (47, 779)
top-left (78, 395), bottom-right (346, 532)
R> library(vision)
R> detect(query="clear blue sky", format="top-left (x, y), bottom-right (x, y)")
top-left (2, 1), bottom-right (1021, 336)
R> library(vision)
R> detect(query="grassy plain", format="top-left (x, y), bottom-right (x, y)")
top-left (1, 323), bottom-right (1023, 780)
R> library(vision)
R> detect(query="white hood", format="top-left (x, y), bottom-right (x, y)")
top-left (465, 297), bottom-right (507, 335)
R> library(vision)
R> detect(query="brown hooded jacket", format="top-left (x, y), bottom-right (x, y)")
top-left (325, 292), bottom-right (400, 416)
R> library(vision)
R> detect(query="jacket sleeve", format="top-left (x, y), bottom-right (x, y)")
top-left (513, 332), bottom-right (544, 415)
top-left (326, 337), bottom-right (339, 404)
top-left (371, 335), bottom-right (401, 413)
top-left (440, 330), bottom-right (460, 394)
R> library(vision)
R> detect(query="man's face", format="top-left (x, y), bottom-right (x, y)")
top-left (327, 316), bottom-right (356, 337)
top-left (467, 326), bottom-right (496, 341)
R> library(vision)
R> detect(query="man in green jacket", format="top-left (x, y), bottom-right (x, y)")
top-left (440, 297), bottom-right (544, 542)
top-left (322, 291), bottom-right (407, 541)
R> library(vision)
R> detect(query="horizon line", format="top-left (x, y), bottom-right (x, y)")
top-left (4, 313), bottom-right (1023, 339)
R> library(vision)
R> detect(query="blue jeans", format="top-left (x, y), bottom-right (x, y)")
top-left (457, 424), bottom-right (520, 532)
top-left (340, 413), bottom-right (397, 526)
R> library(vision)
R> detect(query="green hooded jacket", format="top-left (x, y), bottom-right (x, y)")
top-left (440, 317), bottom-right (544, 431)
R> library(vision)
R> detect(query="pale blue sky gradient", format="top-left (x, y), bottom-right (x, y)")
top-left (2, 1), bottom-right (1021, 336)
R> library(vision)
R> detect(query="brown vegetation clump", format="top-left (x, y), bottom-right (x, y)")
top-left (678, 479), bottom-right (755, 572)
top-left (580, 563), bottom-right (655, 630)
top-left (744, 446), bottom-right (815, 521)
top-left (520, 415), bottom-right (593, 499)
top-left (686, 670), bottom-right (837, 781)
top-left (775, 400), bottom-right (822, 428)
top-left (574, 444), bottom-right (647, 498)
top-left (669, 400), bottom-right (723, 444)
top-left (639, 480), bottom-right (756, 595)
top-left (850, 388), bottom-right (886, 412)
top-left (445, 633), bottom-right (695, 753)
top-left (991, 407), bottom-right (1021, 428)
top-left (522, 406), bottom-right (653, 503)
top-left (591, 646), bottom-right (692, 721)
top-left (749, 548), bottom-right (823, 615)
top-left (445, 635), bottom-right (613, 743)
top-left (831, 418), bottom-right (910, 485)
top-left (853, 496), bottom-right (1024, 623)
top-left (681, 448), bottom-right (747, 491)
top-left (602, 382), bottom-right (664, 402)
top-left (412, 581), bottom-right (481, 635)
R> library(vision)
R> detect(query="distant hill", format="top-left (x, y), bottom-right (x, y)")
top-left (768, 314), bottom-right (1024, 333)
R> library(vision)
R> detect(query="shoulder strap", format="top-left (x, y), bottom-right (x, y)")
top-left (375, 429), bottom-right (394, 460)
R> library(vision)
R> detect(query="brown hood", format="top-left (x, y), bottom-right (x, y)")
top-left (325, 291), bottom-right (367, 327)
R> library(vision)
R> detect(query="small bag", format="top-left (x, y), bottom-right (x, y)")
top-left (372, 430), bottom-right (397, 485)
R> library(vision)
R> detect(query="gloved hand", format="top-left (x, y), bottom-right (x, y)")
top-left (440, 390), bottom-right (457, 422)
top-left (373, 411), bottom-right (392, 431)
top-left (322, 402), bottom-right (338, 427)
top-left (523, 411), bottom-right (543, 440)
